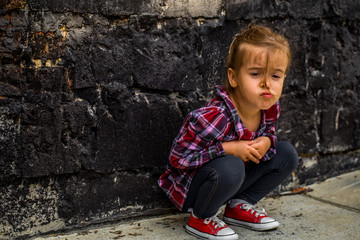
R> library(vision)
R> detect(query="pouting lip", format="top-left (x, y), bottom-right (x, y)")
top-left (260, 92), bottom-right (272, 97)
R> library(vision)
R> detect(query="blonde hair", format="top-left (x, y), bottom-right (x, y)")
top-left (225, 25), bottom-right (291, 93)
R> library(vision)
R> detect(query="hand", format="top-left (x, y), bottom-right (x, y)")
top-left (221, 140), bottom-right (262, 164)
top-left (248, 136), bottom-right (271, 159)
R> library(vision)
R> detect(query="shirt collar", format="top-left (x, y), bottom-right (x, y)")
top-left (215, 85), bottom-right (244, 134)
top-left (215, 85), bottom-right (236, 113)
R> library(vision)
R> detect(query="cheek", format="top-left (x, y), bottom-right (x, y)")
top-left (273, 80), bottom-right (284, 93)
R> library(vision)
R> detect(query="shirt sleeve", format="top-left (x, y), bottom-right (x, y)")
top-left (260, 101), bottom-right (280, 161)
top-left (169, 107), bottom-right (230, 169)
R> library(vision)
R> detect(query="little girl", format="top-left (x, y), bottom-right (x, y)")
top-left (158, 25), bottom-right (299, 240)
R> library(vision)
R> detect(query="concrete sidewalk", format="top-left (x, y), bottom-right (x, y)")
top-left (33, 170), bottom-right (360, 240)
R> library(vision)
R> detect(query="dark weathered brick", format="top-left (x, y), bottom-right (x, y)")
top-left (297, 151), bottom-right (360, 185)
top-left (27, 0), bottom-right (152, 15)
top-left (132, 19), bottom-right (201, 91)
top-left (328, 0), bottom-right (360, 19)
top-left (0, 0), bottom-right (360, 238)
top-left (57, 171), bottom-right (172, 224)
top-left (95, 91), bottom-right (184, 172)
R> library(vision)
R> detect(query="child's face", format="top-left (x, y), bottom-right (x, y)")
top-left (228, 45), bottom-right (288, 112)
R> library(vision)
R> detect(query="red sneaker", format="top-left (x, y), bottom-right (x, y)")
top-left (223, 203), bottom-right (279, 231)
top-left (185, 211), bottom-right (239, 240)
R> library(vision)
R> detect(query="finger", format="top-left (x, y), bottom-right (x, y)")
top-left (249, 141), bottom-right (260, 149)
top-left (250, 147), bottom-right (262, 159)
top-left (245, 140), bottom-right (255, 146)
top-left (244, 148), bottom-right (260, 164)
top-left (252, 137), bottom-right (263, 143)
top-left (248, 154), bottom-right (260, 164)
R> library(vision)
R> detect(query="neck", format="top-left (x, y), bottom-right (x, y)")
top-left (229, 93), bottom-right (260, 120)
top-left (230, 93), bottom-right (261, 132)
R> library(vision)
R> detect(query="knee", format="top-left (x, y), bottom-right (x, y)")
top-left (214, 155), bottom-right (246, 188)
top-left (276, 141), bottom-right (299, 171)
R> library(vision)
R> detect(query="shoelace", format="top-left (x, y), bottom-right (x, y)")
top-left (241, 204), bottom-right (266, 218)
top-left (203, 210), bottom-right (226, 229)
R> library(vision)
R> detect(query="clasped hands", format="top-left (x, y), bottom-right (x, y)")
top-left (221, 136), bottom-right (271, 164)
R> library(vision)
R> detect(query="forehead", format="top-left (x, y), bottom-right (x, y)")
top-left (240, 44), bottom-right (288, 71)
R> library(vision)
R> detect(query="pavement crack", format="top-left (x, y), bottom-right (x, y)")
top-left (303, 194), bottom-right (360, 213)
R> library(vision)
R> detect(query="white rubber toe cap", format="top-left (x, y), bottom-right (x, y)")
top-left (218, 227), bottom-right (236, 236)
top-left (261, 216), bottom-right (277, 223)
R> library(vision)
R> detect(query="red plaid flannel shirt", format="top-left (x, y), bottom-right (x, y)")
top-left (158, 85), bottom-right (280, 211)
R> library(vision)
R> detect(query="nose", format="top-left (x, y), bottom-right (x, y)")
top-left (260, 75), bottom-right (270, 88)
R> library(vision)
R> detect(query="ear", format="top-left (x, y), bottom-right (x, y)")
top-left (227, 68), bottom-right (238, 88)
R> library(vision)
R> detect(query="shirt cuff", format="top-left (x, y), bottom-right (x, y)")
top-left (261, 133), bottom-right (276, 147)
top-left (263, 148), bottom-right (276, 161)
top-left (208, 141), bottom-right (226, 159)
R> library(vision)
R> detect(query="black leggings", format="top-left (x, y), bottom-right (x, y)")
top-left (182, 141), bottom-right (299, 218)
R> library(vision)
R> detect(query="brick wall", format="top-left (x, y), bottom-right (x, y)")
top-left (0, 0), bottom-right (359, 238)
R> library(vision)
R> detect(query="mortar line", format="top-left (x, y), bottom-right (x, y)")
top-left (303, 194), bottom-right (360, 213)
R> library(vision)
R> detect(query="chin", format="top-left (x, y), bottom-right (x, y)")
top-left (260, 104), bottom-right (274, 110)
top-left (260, 99), bottom-right (277, 110)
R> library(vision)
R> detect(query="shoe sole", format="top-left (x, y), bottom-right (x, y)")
top-left (223, 216), bottom-right (279, 231)
top-left (185, 224), bottom-right (239, 240)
